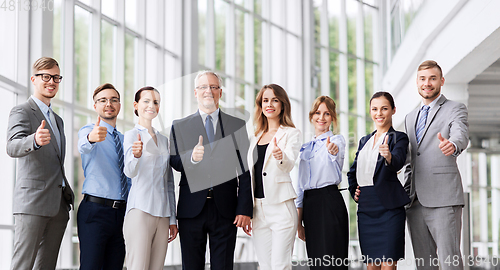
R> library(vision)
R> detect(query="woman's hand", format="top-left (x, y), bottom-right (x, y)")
top-left (272, 137), bottom-right (283, 160)
top-left (325, 136), bottom-right (338, 155)
top-left (354, 186), bottom-right (361, 202)
top-left (379, 136), bottom-right (391, 164)
top-left (297, 224), bottom-right (306, 241)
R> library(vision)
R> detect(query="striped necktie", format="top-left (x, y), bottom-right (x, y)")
top-left (416, 105), bottom-right (430, 144)
top-left (113, 129), bottom-right (128, 200)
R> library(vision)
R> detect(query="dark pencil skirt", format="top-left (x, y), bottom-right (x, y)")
top-left (357, 186), bottom-right (405, 262)
top-left (303, 184), bottom-right (349, 269)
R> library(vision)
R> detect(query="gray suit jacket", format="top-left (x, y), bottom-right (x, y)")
top-left (6, 97), bottom-right (74, 217)
top-left (404, 95), bottom-right (468, 208)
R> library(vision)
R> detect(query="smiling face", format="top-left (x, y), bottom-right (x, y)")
top-left (311, 102), bottom-right (332, 136)
top-left (134, 90), bottom-right (160, 121)
top-left (417, 67), bottom-right (445, 104)
top-left (31, 65), bottom-right (60, 105)
top-left (93, 88), bottom-right (121, 121)
top-left (261, 88), bottom-right (282, 121)
top-left (194, 73), bottom-right (222, 114)
top-left (370, 96), bottom-right (395, 130)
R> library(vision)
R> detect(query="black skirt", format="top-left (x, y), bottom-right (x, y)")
top-left (357, 186), bottom-right (405, 261)
top-left (303, 184), bottom-right (349, 269)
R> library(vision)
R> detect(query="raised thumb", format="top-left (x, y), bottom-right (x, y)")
top-left (96, 116), bottom-right (101, 126)
top-left (137, 133), bottom-right (141, 141)
top-left (39, 120), bottom-right (46, 129)
top-left (198, 135), bottom-right (203, 146)
top-left (437, 132), bottom-right (445, 142)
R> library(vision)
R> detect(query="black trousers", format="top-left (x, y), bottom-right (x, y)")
top-left (77, 197), bottom-right (126, 270)
top-left (178, 198), bottom-right (237, 270)
top-left (303, 185), bottom-right (349, 270)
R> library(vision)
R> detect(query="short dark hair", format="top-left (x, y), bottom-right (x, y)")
top-left (134, 86), bottom-right (160, 116)
top-left (93, 83), bottom-right (120, 100)
top-left (370, 91), bottom-right (395, 109)
top-left (32, 57), bottom-right (59, 75)
top-left (418, 60), bottom-right (443, 78)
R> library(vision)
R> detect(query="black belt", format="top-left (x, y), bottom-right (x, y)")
top-left (207, 188), bottom-right (214, 199)
top-left (84, 194), bottom-right (127, 209)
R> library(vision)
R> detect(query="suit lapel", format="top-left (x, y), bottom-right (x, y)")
top-left (418, 95), bottom-right (446, 146)
top-left (407, 108), bottom-right (418, 148)
top-left (28, 98), bottom-right (63, 162)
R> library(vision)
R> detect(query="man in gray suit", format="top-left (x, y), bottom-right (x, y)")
top-left (6, 57), bottom-right (74, 270)
top-left (404, 60), bottom-right (469, 270)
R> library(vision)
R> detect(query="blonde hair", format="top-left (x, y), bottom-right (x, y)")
top-left (418, 60), bottom-right (442, 78)
top-left (253, 84), bottom-right (295, 136)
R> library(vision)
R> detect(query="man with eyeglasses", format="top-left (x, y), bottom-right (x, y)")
top-left (7, 57), bottom-right (74, 270)
top-left (77, 83), bottom-right (131, 270)
top-left (170, 70), bottom-right (252, 270)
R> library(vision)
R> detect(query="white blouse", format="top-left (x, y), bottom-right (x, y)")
top-left (356, 133), bottom-right (386, 187)
top-left (123, 124), bottom-right (176, 224)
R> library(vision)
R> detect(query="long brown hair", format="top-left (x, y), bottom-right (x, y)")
top-left (253, 84), bottom-right (295, 136)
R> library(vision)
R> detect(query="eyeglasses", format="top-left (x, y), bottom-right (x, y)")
top-left (35, 73), bottom-right (63, 83)
top-left (95, 98), bottom-right (120, 105)
top-left (196, 85), bottom-right (221, 91)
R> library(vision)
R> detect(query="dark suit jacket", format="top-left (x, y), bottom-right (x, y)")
top-left (348, 127), bottom-right (410, 210)
top-left (170, 110), bottom-right (253, 219)
top-left (6, 97), bottom-right (74, 216)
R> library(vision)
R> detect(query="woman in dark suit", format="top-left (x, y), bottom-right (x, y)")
top-left (348, 91), bottom-right (410, 270)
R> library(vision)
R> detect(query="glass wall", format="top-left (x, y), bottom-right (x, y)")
top-left (312, 0), bottom-right (380, 252)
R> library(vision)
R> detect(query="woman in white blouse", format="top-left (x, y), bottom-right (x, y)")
top-left (123, 86), bottom-right (178, 270)
top-left (248, 84), bottom-right (301, 270)
top-left (296, 96), bottom-right (348, 269)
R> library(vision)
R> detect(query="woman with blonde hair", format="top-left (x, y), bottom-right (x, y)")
top-left (296, 96), bottom-right (348, 269)
top-left (248, 84), bottom-right (301, 270)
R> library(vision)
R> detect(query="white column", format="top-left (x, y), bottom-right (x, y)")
top-left (491, 155), bottom-right (500, 256)
top-left (478, 152), bottom-right (488, 255)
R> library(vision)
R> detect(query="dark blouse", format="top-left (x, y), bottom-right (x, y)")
top-left (253, 143), bottom-right (268, 199)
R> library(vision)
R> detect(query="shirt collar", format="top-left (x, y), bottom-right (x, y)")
top-left (312, 130), bottom-right (333, 141)
top-left (134, 123), bottom-right (157, 134)
top-left (420, 94), bottom-right (442, 110)
top-left (199, 108), bottom-right (220, 123)
top-left (31, 95), bottom-right (52, 115)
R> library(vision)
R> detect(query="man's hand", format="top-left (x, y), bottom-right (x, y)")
top-left (438, 132), bottom-right (455, 156)
top-left (132, 133), bottom-right (143, 158)
top-left (234, 215), bottom-right (252, 236)
top-left (168, 224), bottom-right (178, 243)
top-left (192, 135), bottom-right (205, 162)
top-left (35, 120), bottom-right (51, 146)
top-left (88, 116), bottom-right (107, 143)
top-left (379, 136), bottom-right (392, 164)
top-left (272, 137), bottom-right (283, 160)
top-left (325, 136), bottom-right (338, 155)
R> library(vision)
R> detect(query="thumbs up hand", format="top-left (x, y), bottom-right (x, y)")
top-left (192, 135), bottom-right (205, 162)
top-left (88, 116), bottom-right (108, 143)
top-left (35, 120), bottom-right (51, 146)
top-left (325, 136), bottom-right (339, 155)
top-left (379, 135), bottom-right (392, 164)
top-left (272, 137), bottom-right (283, 160)
top-left (437, 132), bottom-right (455, 156)
top-left (132, 133), bottom-right (143, 158)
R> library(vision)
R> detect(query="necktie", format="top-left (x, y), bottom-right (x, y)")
top-left (113, 129), bottom-right (129, 200)
top-left (48, 108), bottom-right (61, 153)
top-left (205, 115), bottom-right (215, 145)
top-left (416, 105), bottom-right (430, 144)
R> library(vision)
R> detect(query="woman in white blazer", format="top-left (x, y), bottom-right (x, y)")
top-left (248, 84), bottom-right (301, 270)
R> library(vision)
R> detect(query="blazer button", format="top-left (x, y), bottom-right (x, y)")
top-left (263, 172), bottom-right (267, 176)
top-left (417, 152), bottom-right (420, 156)
top-left (25, 148), bottom-right (31, 152)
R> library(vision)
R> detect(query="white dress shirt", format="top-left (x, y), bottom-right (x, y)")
top-left (123, 124), bottom-right (176, 224)
top-left (356, 132), bottom-right (386, 187)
